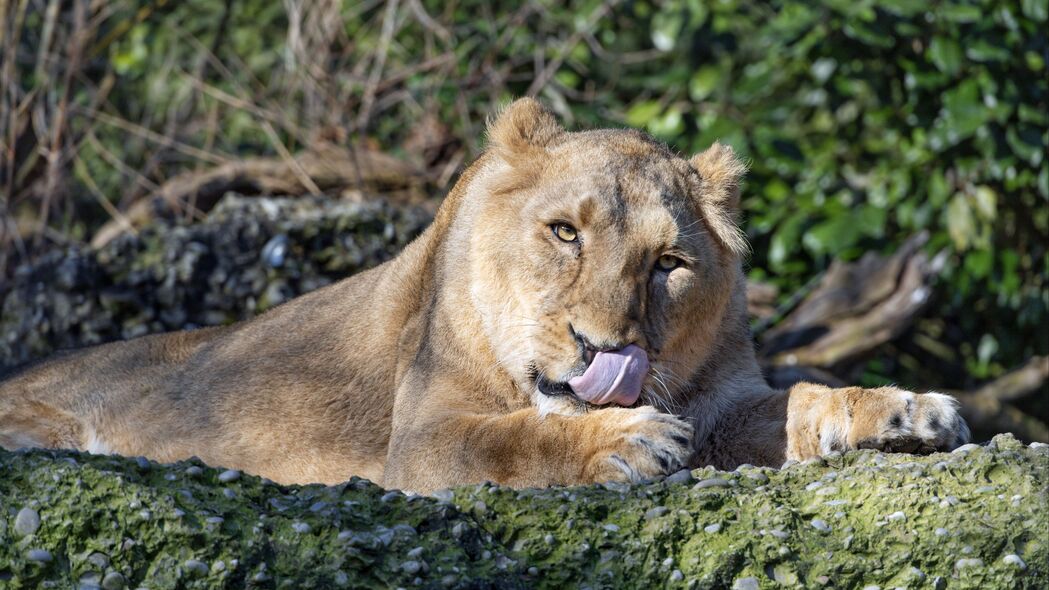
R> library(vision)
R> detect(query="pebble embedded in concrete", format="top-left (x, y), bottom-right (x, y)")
top-left (810, 519), bottom-right (831, 533)
top-left (645, 506), bottom-right (669, 520)
top-left (217, 469), bottom-right (240, 483)
top-left (101, 572), bottom-right (126, 590)
top-left (732, 577), bottom-right (760, 590)
top-left (14, 507), bottom-right (41, 536)
top-left (184, 559), bottom-right (209, 576)
top-left (26, 548), bottom-right (52, 562)
top-left (693, 478), bottom-right (731, 490)
top-left (666, 469), bottom-right (693, 485)
top-left (1003, 554), bottom-right (1027, 570)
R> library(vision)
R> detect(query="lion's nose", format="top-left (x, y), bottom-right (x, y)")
top-left (570, 324), bottom-right (642, 363)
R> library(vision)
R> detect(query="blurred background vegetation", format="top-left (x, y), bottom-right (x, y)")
top-left (0, 0), bottom-right (1046, 435)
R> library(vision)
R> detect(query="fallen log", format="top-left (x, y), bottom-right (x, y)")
top-left (0, 435), bottom-right (1044, 588)
top-left (759, 233), bottom-right (945, 369)
top-left (90, 145), bottom-right (428, 248)
top-left (952, 357), bottom-right (1049, 443)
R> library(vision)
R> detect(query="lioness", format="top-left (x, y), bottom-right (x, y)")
top-left (0, 99), bottom-right (968, 492)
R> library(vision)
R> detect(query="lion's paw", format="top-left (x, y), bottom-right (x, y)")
top-left (844, 388), bottom-right (970, 454)
top-left (582, 406), bottom-right (694, 483)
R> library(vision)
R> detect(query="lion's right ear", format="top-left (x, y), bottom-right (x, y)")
top-left (487, 98), bottom-right (564, 157)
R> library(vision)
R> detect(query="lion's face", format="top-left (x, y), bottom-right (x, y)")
top-left (466, 100), bottom-right (747, 414)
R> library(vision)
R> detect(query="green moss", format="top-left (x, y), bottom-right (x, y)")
top-left (1, 435), bottom-right (1045, 589)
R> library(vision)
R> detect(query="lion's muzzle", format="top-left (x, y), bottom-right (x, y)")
top-left (567, 344), bottom-right (650, 406)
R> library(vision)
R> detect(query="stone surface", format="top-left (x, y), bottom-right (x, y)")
top-left (0, 194), bottom-right (432, 370)
top-left (0, 434), bottom-right (1045, 588)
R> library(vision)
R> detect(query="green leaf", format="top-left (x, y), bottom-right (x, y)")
top-left (928, 37), bottom-right (963, 75)
top-left (1022, 0), bottom-right (1048, 20)
top-left (1006, 126), bottom-right (1045, 166)
top-left (932, 79), bottom-right (990, 147)
top-left (810, 58), bottom-right (837, 84)
top-left (802, 214), bottom-right (861, 256)
top-left (965, 40), bottom-right (1011, 63)
top-left (938, 4), bottom-right (982, 22)
top-left (976, 333), bottom-right (998, 364)
top-left (769, 213), bottom-right (806, 270)
top-left (689, 66), bottom-right (721, 101)
top-left (971, 186), bottom-right (997, 220)
top-left (651, 11), bottom-right (684, 52)
top-left (625, 100), bottom-right (663, 128)
top-left (648, 107), bottom-right (685, 139)
top-left (946, 193), bottom-right (975, 250)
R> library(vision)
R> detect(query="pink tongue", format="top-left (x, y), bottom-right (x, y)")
top-left (568, 344), bottom-right (649, 406)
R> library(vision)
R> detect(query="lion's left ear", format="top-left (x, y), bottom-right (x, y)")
top-left (689, 142), bottom-right (749, 256)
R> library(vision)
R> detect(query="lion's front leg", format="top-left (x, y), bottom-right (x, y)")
top-left (383, 405), bottom-right (693, 493)
top-left (785, 383), bottom-right (971, 461)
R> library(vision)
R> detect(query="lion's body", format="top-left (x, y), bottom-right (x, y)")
top-left (0, 100), bottom-right (968, 491)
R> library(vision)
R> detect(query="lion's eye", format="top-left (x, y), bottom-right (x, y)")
top-left (656, 254), bottom-right (682, 271)
top-left (552, 223), bottom-right (579, 243)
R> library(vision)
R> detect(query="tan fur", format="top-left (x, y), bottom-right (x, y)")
top-left (0, 99), bottom-right (969, 491)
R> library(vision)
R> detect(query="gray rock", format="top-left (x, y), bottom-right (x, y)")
top-left (101, 572), bottom-right (127, 590)
top-left (27, 548), bottom-right (53, 562)
top-left (693, 478), bottom-right (731, 490)
top-left (217, 469), bottom-right (240, 483)
top-left (261, 235), bottom-right (290, 268)
top-left (184, 559), bottom-right (209, 576)
top-left (810, 519), bottom-right (831, 533)
top-left (14, 507), bottom-right (41, 536)
top-left (1003, 554), bottom-right (1027, 570)
top-left (431, 489), bottom-right (454, 503)
top-left (87, 553), bottom-right (110, 569)
top-left (79, 571), bottom-right (101, 587)
top-left (644, 506), bottom-right (669, 520)
top-left (665, 469), bottom-right (693, 485)
top-left (745, 472), bottom-right (769, 484)
top-left (732, 577), bottom-right (760, 590)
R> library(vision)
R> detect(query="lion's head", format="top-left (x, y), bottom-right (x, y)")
top-left (455, 99), bottom-right (749, 415)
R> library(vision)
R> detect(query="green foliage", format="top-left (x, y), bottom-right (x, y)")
top-left (6, 0), bottom-right (1047, 388)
